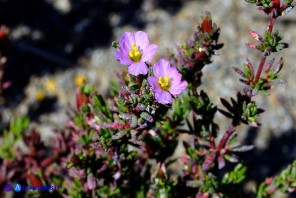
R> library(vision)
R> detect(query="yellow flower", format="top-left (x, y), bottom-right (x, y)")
top-left (36, 90), bottom-right (46, 101)
top-left (74, 75), bottom-right (86, 86)
top-left (45, 79), bottom-right (56, 93)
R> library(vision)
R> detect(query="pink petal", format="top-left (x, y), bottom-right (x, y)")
top-left (128, 62), bottom-right (148, 76)
top-left (141, 44), bottom-right (158, 62)
top-left (169, 81), bottom-right (188, 96)
top-left (148, 76), bottom-right (162, 93)
top-left (120, 32), bottom-right (135, 50)
top-left (155, 91), bottom-right (172, 104)
top-left (114, 50), bottom-right (132, 65)
top-left (168, 67), bottom-right (182, 84)
top-left (153, 59), bottom-right (170, 77)
top-left (135, 31), bottom-right (149, 49)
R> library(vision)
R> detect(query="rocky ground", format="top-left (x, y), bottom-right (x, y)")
top-left (1, 0), bottom-right (296, 196)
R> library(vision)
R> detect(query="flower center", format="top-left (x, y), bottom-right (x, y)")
top-left (128, 44), bottom-right (142, 62)
top-left (158, 76), bottom-right (170, 91)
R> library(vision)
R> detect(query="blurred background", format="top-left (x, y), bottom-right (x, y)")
top-left (0, 0), bottom-right (296, 196)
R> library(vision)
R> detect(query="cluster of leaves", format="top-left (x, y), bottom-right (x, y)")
top-left (0, 116), bottom-right (71, 197)
top-left (69, 70), bottom-right (181, 197)
top-left (256, 160), bottom-right (296, 198)
top-left (219, 92), bottom-right (265, 127)
top-left (217, 0), bottom-right (293, 129)
top-left (173, 11), bottom-right (224, 88)
top-left (246, 0), bottom-right (294, 17)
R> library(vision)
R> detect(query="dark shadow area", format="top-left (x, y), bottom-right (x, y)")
top-left (0, 0), bottom-right (193, 108)
top-left (155, 0), bottom-right (190, 14)
top-left (26, 96), bottom-right (58, 122)
top-left (240, 127), bottom-right (296, 197)
top-left (0, 0), bottom-right (143, 106)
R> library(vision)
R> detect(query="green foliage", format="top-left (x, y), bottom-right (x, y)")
top-left (10, 116), bottom-right (30, 135)
top-left (0, 116), bottom-right (29, 159)
top-left (222, 164), bottom-right (247, 185)
top-left (256, 160), bottom-right (296, 198)
top-left (258, 31), bottom-right (288, 54)
top-left (80, 84), bottom-right (94, 95)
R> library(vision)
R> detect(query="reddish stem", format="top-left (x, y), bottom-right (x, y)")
top-left (217, 125), bottom-right (234, 151)
top-left (267, 17), bottom-right (275, 32)
top-left (255, 55), bottom-right (267, 82)
top-left (254, 17), bottom-right (275, 82)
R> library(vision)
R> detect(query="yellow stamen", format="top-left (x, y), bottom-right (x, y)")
top-left (158, 76), bottom-right (170, 91)
top-left (128, 44), bottom-right (142, 62)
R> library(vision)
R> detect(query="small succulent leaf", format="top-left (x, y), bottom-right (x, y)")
top-left (214, 43), bottom-right (224, 50)
top-left (119, 113), bottom-right (132, 120)
top-left (224, 154), bottom-right (239, 163)
top-left (233, 67), bottom-right (245, 77)
top-left (112, 130), bottom-right (125, 140)
top-left (140, 112), bottom-right (154, 123)
top-left (218, 155), bottom-right (226, 169)
top-left (246, 43), bottom-right (258, 49)
top-left (230, 97), bottom-right (238, 107)
top-left (112, 41), bottom-right (120, 49)
top-left (202, 151), bottom-right (217, 171)
top-left (265, 58), bottom-right (275, 72)
top-left (282, 5), bottom-right (294, 15)
top-left (245, 0), bottom-right (257, 3)
top-left (256, 108), bottom-right (265, 114)
top-left (276, 43), bottom-right (289, 51)
top-left (186, 180), bottom-right (200, 188)
top-left (239, 79), bottom-right (251, 86)
top-left (244, 64), bottom-right (252, 79)
top-left (249, 30), bottom-right (263, 41)
top-left (220, 98), bottom-right (233, 112)
top-left (272, 57), bottom-right (284, 74)
top-left (246, 58), bottom-right (255, 71)
top-left (201, 14), bottom-right (213, 33)
top-left (218, 109), bottom-right (233, 119)
top-left (226, 131), bottom-right (238, 146)
top-left (231, 145), bottom-right (254, 152)
top-left (217, 125), bottom-right (235, 150)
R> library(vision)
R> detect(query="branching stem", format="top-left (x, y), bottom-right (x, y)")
top-left (254, 17), bottom-right (275, 82)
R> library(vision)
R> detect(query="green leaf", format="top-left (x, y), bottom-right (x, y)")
top-left (222, 163), bottom-right (246, 185)
top-left (112, 41), bottom-right (120, 49)
top-left (80, 84), bottom-right (94, 95)
top-left (10, 116), bottom-right (30, 136)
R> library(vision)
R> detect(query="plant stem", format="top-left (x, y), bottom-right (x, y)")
top-left (255, 55), bottom-right (267, 82)
top-left (217, 125), bottom-right (234, 151)
top-left (254, 17), bottom-right (275, 82)
top-left (267, 17), bottom-right (275, 32)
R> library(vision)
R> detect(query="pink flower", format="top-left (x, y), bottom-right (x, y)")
top-left (115, 31), bottom-right (158, 76)
top-left (87, 173), bottom-right (96, 190)
top-left (148, 59), bottom-right (188, 104)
